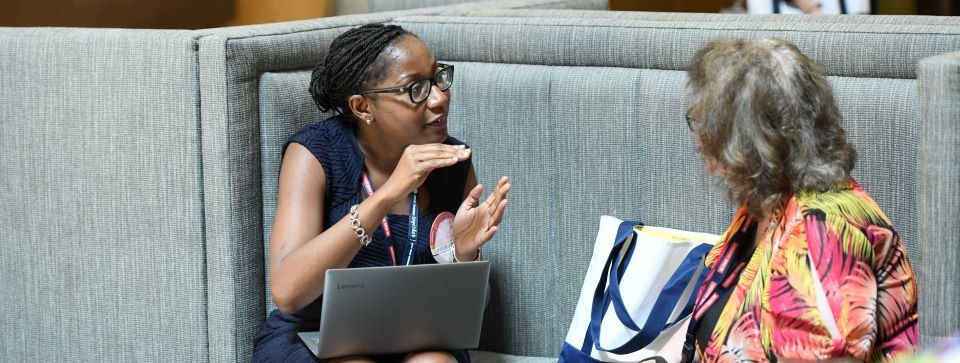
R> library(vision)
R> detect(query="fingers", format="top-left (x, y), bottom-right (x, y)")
top-left (490, 198), bottom-right (508, 227)
top-left (385, 144), bottom-right (471, 201)
top-left (495, 177), bottom-right (511, 200)
top-left (467, 183), bottom-right (484, 201)
top-left (459, 184), bottom-right (484, 213)
top-left (453, 176), bottom-right (511, 247)
top-left (481, 177), bottom-right (510, 235)
top-left (395, 144), bottom-right (470, 191)
top-left (479, 225), bottom-right (499, 245)
top-left (408, 144), bottom-right (471, 166)
top-left (483, 176), bottom-right (510, 212)
top-left (407, 144), bottom-right (469, 179)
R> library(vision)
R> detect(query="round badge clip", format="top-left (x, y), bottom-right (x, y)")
top-left (430, 211), bottom-right (456, 263)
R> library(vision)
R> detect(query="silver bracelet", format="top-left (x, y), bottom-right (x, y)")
top-left (348, 204), bottom-right (372, 247)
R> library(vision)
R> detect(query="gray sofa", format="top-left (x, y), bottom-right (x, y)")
top-left (2, 2), bottom-right (959, 362)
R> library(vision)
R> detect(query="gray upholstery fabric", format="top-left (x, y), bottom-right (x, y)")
top-left (198, 34), bottom-right (267, 363)
top-left (460, 8), bottom-right (960, 26)
top-left (917, 52), bottom-right (960, 347)
top-left (449, 63), bottom-right (581, 356)
top-left (200, 24), bottom-right (372, 363)
top-left (832, 77), bottom-right (920, 263)
top-left (259, 70), bottom-right (330, 314)
top-left (337, 0), bottom-right (606, 16)
top-left (469, 350), bottom-right (555, 363)
top-left (445, 63), bottom-right (729, 355)
top-left (0, 29), bottom-right (208, 362)
top-left (396, 15), bottom-right (960, 79)
top-left (337, 0), bottom-right (484, 15)
top-left (4, 4), bottom-right (958, 363)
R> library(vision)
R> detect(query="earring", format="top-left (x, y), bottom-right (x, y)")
top-left (366, 117), bottom-right (373, 125)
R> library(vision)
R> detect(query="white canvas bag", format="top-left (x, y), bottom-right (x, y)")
top-left (559, 216), bottom-right (718, 363)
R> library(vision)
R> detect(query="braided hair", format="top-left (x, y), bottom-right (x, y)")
top-left (309, 23), bottom-right (412, 122)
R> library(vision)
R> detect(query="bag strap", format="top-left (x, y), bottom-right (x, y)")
top-left (592, 243), bottom-right (712, 353)
top-left (681, 240), bottom-right (738, 362)
top-left (582, 220), bottom-right (639, 352)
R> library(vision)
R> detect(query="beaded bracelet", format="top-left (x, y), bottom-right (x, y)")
top-left (348, 204), bottom-right (372, 247)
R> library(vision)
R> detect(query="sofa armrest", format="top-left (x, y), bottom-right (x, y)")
top-left (917, 51), bottom-right (960, 346)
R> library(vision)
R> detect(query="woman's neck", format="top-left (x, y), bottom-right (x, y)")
top-left (356, 131), bottom-right (403, 177)
top-left (751, 204), bottom-right (784, 245)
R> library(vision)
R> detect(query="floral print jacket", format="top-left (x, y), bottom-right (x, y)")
top-left (691, 179), bottom-right (919, 362)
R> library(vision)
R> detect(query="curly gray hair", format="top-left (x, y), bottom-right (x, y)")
top-left (686, 38), bottom-right (857, 217)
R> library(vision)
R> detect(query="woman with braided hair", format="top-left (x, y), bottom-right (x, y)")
top-left (253, 24), bottom-right (511, 363)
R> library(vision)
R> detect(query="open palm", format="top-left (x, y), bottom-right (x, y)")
top-left (452, 176), bottom-right (511, 261)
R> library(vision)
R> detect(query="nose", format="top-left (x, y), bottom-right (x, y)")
top-left (425, 82), bottom-right (449, 109)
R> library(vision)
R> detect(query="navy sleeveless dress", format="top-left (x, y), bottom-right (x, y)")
top-left (251, 116), bottom-right (472, 363)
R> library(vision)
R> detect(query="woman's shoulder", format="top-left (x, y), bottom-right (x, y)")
top-left (793, 178), bottom-right (900, 259)
top-left (287, 116), bottom-right (354, 150)
top-left (796, 178), bottom-right (892, 226)
top-left (285, 116), bottom-right (360, 163)
top-left (283, 116), bottom-right (363, 187)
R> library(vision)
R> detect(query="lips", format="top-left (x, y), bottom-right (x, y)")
top-left (427, 115), bottom-right (447, 128)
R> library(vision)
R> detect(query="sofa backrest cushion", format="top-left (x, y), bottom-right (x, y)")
top-left (0, 29), bottom-right (208, 362)
top-left (917, 51), bottom-right (960, 349)
top-left (336, 0), bottom-right (606, 16)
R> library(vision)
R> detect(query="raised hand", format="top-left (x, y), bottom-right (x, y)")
top-left (379, 143), bottom-right (471, 204)
top-left (452, 176), bottom-right (511, 261)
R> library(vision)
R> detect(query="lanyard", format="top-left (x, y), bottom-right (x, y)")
top-left (360, 171), bottom-right (418, 266)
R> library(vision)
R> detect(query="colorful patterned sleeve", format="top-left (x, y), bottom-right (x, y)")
top-left (868, 223), bottom-right (919, 362)
top-left (769, 204), bottom-right (917, 361)
top-left (769, 196), bottom-right (918, 362)
top-left (768, 209), bottom-right (874, 361)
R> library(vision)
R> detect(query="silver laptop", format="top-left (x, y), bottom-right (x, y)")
top-left (298, 261), bottom-right (491, 359)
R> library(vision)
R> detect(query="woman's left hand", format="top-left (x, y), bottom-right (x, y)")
top-left (452, 176), bottom-right (511, 261)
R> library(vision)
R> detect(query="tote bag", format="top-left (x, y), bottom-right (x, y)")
top-left (560, 216), bottom-right (718, 363)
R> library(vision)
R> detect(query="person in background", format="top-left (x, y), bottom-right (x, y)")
top-left (746, 0), bottom-right (871, 14)
top-left (681, 37), bottom-right (917, 362)
top-left (252, 23), bottom-right (511, 363)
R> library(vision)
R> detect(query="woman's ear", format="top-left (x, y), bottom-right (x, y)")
top-left (348, 94), bottom-right (374, 124)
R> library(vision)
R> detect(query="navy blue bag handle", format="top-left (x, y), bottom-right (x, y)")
top-left (584, 221), bottom-right (712, 354)
top-left (582, 220), bottom-right (638, 352)
top-left (597, 244), bottom-right (711, 354)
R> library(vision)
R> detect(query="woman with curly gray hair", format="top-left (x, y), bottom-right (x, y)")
top-left (681, 38), bottom-right (918, 362)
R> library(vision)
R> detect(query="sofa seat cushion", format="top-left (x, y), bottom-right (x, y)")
top-left (469, 350), bottom-right (555, 363)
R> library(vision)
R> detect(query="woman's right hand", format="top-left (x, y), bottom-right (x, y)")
top-left (378, 143), bottom-right (471, 203)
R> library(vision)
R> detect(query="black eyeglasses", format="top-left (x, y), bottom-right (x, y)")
top-left (359, 63), bottom-right (454, 104)
top-left (685, 112), bottom-right (696, 131)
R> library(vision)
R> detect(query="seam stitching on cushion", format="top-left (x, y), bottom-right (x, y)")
top-left (192, 36), bottom-right (212, 363)
top-left (393, 17), bottom-right (960, 36)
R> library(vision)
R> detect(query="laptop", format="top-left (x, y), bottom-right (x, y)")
top-left (298, 261), bottom-right (491, 359)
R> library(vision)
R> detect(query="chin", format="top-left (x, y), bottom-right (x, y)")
top-left (425, 128), bottom-right (448, 143)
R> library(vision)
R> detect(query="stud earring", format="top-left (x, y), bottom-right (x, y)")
top-left (366, 117), bottom-right (373, 125)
